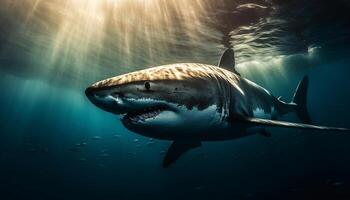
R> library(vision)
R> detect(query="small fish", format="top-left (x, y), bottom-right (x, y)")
top-left (91, 136), bottom-right (101, 140)
top-left (146, 141), bottom-right (154, 147)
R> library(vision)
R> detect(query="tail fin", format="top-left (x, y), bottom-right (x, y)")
top-left (293, 76), bottom-right (312, 124)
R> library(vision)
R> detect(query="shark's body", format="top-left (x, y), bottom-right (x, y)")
top-left (86, 49), bottom-right (349, 167)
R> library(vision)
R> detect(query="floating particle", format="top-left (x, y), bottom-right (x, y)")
top-left (91, 136), bottom-right (101, 140)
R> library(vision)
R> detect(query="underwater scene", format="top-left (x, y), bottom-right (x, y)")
top-left (1, 0), bottom-right (350, 199)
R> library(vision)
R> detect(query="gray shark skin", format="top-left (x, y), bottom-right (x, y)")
top-left (85, 49), bottom-right (350, 167)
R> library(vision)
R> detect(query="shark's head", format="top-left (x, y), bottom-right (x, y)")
top-left (85, 64), bottom-right (229, 139)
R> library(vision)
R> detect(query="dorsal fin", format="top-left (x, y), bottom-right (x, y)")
top-left (218, 48), bottom-right (240, 75)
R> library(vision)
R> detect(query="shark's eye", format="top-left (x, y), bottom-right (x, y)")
top-left (144, 81), bottom-right (151, 90)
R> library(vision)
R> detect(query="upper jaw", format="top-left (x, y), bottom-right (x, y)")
top-left (119, 99), bottom-right (179, 125)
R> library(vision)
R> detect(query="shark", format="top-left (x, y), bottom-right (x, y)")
top-left (85, 48), bottom-right (350, 167)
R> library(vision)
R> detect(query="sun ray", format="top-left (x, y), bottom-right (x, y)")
top-left (1, 0), bottom-right (221, 86)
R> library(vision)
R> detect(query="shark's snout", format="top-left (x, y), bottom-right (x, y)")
top-left (85, 86), bottom-right (95, 100)
top-left (85, 86), bottom-right (104, 106)
top-left (85, 85), bottom-right (121, 114)
top-left (85, 81), bottom-right (185, 136)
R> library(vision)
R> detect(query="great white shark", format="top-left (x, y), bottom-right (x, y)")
top-left (85, 48), bottom-right (350, 167)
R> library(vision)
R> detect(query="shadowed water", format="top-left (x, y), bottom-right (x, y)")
top-left (1, 0), bottom-right (350, 199)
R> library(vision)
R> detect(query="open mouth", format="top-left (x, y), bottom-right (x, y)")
top-left (121, 106), bottom-right (168, 124)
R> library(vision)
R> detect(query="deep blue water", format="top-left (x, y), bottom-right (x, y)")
top-left (1, 0), bottom-right (350, 199)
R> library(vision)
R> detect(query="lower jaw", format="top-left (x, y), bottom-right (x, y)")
top-left (121, 112), bottom-right (161, 125)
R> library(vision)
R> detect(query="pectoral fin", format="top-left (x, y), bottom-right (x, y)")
top-left (163, 140), bottom-right (201, 168)
top-left (238, 116), bottom-right (350, 132)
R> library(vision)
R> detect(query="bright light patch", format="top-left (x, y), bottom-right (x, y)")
top-left (1, 0), bottom-right (221, 87)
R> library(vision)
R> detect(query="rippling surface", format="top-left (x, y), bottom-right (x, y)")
top-left (1, 0), bottom-right (349, 85)
top-left (1, 0), bottom-right (350, 199)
